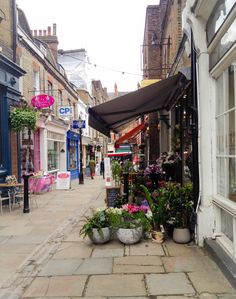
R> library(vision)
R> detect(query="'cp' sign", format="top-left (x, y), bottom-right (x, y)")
top-left (58, 106), bottom-right (73, 117)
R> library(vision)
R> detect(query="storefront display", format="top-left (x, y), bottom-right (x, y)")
top-left (48, 140), bottom-right (59, 171)
top-left (66, 130), bottom-right (79, 179)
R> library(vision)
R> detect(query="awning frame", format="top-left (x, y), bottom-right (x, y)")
top-left (89, 69), bottom-right (190, 137)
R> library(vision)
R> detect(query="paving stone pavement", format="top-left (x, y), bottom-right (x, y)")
top-left (0, 176), bottom-right (236, 299)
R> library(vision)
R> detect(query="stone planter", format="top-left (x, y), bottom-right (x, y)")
top-left (89, 227), bottom-right (111, 244)
top-left (117, 226), bottom-right (143, 244)
top-left (172, 227), bottom-right (191, 244)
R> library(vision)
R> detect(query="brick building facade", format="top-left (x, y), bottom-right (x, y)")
top-left (17, 8), bottom-right (81, 178)
top-left (142, 0), bottom-right (190, 161)
top-left (0, 0), bottom-right (25, 178)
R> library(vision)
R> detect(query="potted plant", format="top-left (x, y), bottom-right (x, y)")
top-left (108, 204), bottom-right (152, 245)
top-left (140, 184), bottom-right (168, 243)
top-left (169, 182), bottom-right (194, 243)
top-left (79, 208), bottom-right (112, 244)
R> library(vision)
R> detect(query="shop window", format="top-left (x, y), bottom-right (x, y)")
top-left (207, 0), bottom-right (235, 44)
top-left (47, 81), bottom-right (53, 96)
top-left (33, 71), bottom-right (40, 96)
top-left (221, 209), bottom-right (233, 242)
top-left (209, 19), bottom-right (236, 70)
top-left (216, 63), bottom-right (236, 202)
top-left (34, 129), bottom-right (40, 172)
top-left (217, 157), bottom-right (225, 196)
top-left (227, 65), bottom-right (235, 110)
top-left (48, 140), bottom-right (59, 171)
top-left (68, 140), bottom-right (77, 170)
top-left (228, 157), bottom-right (236, 201)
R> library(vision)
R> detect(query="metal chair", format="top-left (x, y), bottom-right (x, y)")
top-left (13, 187), bottom-right (24, 207)
top-left (0, 190), bottom-right (11, 214)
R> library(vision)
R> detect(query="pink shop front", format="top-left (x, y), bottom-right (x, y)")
top-left (20, 127), bottom-right (55, 193)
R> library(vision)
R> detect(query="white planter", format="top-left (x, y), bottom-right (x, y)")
top-left (117, 226), bottom-right (143, 244)
top-left (90, 227), bottom-right (111, 244)
top-left (173, 228), bottom-right (191, 244)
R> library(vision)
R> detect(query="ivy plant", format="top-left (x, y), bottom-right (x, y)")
top-left (10, 107), bottom-right (36, 132)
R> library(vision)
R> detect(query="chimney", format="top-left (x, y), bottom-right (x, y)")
top-left (47, 26), bottom-right (51, 36)
top-left (53, 23), bottom-right (56, 36)
top-left (114, 83), bottom-right (118, 96)
top-left (33, 24), bottom-right (59, 62)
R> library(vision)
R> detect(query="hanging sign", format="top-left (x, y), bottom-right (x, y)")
top-left (31, 94), bottom-right (54, 108)
top-left (58, 106), bottom-right (73, 117)
top-left (73, 119), bottom-right (86, 129)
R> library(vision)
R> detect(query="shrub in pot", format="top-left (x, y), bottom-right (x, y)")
top-left (168, 182), bottom-right (194, 243)
top-left (79, 208), bottom-right (111, 244)
top-left (108, 204), bottom-right (152, 244)
top-left (140, 184), bottom-right (169, 243)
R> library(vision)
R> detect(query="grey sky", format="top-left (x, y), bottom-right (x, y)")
top-left (16, 0), bottom-right (159, 92)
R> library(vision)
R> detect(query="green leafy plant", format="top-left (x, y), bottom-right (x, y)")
top-left (10, 107), bottom-right (36, 132)
top-left (111, 160), bottom-right (122, 185)
top-left (169, 182), bottom-right (194, 228)
top-left (79, 208), bottom-right (111, 239)
top-left (140, 184), bottom-right (169, 230)
top-left (122, 160), bottom-right (133, 173)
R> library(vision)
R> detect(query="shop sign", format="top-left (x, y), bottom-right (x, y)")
top-left (73, 119), bottom-right (86, 129)
top-left (56, 171), bottom-right (71, 189)
top-left (31, 94), bottom-right (54, 108)
top-left (104, 157), bottom-right (112, 186)
top-left (58, 106), bottom-right (74, 117)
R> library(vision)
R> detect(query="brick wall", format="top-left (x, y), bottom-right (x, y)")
top-left (161, 0), bottom-right (189, 76)
top-left (143, 5), bottom-right (162, 80)
top-left (0, 0), bottom-right (13, 60)
top-left (19, 43), bottom-right (78, 118)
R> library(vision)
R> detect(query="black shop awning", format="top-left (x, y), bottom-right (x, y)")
top-left (89, 69), bottom-right (190, 137)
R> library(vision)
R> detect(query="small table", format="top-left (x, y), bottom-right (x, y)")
top-left (0, 183), bottom-right (23, 188)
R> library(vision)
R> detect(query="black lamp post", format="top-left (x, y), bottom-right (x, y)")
top-left (78, 117), bottom-right (84, 184)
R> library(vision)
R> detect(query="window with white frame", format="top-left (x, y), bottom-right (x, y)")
top-left (33, 70), bottom-right (40, 96)
top-left (216, 63), bottom-right (236, 201)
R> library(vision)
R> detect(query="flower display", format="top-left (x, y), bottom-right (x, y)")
top-left (122, 204), bottom-right (149, 214)
top-left (5, 175), bottom-right (17, 184)
top-left (144, 164), bottom-right (162, 177)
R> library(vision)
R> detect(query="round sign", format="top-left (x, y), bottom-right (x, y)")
top-left (31, 94), bottom-right (54, 108)
top-left (58, 173), bottom-right (70, 179)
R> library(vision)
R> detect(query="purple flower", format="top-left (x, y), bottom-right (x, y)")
top-left (144, 164), bottom-right (162, 176)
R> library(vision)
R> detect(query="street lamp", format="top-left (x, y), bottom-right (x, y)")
top-left (78, 116), bottom-right (84, 184)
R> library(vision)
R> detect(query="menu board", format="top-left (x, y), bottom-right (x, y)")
top-left (106, 187), bottom-right (120, 207)
top-left (56, 172), bottom-right (71, 189)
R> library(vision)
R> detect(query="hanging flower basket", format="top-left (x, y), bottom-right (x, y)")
top-left (10, 107), bottom-right (37, 132)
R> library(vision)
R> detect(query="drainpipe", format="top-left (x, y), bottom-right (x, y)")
top-left (12, 0), bottom-right (17, 63)
top-left (191, 31), bottom-right (199, 211)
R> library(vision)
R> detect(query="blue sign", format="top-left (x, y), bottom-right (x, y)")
top-left (72, 120), bottom-right (86, 129)
top-left (72, 120), bottom-right (78, 129)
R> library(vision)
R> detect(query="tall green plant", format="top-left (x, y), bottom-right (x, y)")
top-left (111, 160), bottom-right (122, 185)
top-left (140, 184), bottom-right (168, 230)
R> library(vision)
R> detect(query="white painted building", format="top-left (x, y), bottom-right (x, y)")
top-left (183, 0), bottom-right (236, 259)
